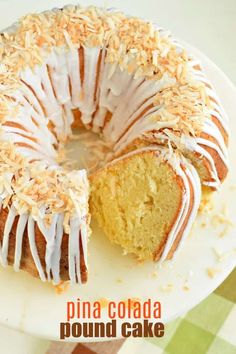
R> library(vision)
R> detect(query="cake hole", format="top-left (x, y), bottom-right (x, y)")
top-left (60, 127), bottom-right (112, 174)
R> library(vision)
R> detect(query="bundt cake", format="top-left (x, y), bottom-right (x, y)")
top-left (0, 5), bottom-right (229, 284)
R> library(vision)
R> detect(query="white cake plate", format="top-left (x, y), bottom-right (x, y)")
top-left (0, 0), bottom-right (235, 342)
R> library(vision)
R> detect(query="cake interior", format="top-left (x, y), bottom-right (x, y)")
top-left (90, 151), bottom-right (183, 260)
top-left (60, 127), bottom-right (185, 261)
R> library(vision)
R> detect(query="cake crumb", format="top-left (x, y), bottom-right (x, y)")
top-left (199, 193), bottom-right (214, 213)
top-left (151, 271), bottom-right (158, 278)
top-left (211, 204), bottom-right (234, 228)
top-left (206, 267), bottom-right (221, 278)
top-left (213, 247), bottom-right (236, 263)
top-left (55, 281), bottom-right (70, 294)
top-left (219, 226), bottom-right (230, 238)
top-left (183, 285), bottom-right (190, 292)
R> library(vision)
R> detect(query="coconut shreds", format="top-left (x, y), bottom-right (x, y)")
top-left (55, 280), bottom-right (70, 294)
top-left (0, 5), bottom-right (210, 136)
top-left (183, 285), bottom-right (190, 291)
top-left (149, 81), bottom-right (210, 136)
top-left (0, 141), bottom-right (88, 232)
top-left (0, 5), bottom-right (213, 216)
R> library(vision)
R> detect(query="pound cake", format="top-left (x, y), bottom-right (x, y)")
top-left (0, 5), bottom-right (229, 284)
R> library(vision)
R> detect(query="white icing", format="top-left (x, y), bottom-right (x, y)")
top-left (78, 46), bottom-right (101, 124)
top-left (163, 132), bottom-right (222, 189)
top-left (27, 215), bottom-right (46, 282)
top-left (66, 48), bottom-right (82, 107)
top-left (14, 213), bottom-right (28, 271)
top-left (196, 137), bottom-right (228, 168)
top-left (203, 119), bottom-right (228, 158)
top-left (1, 205), bottom-right (17, 266)
top-left (170, 162), bottom-right (201, 256)
top-left (37, 214), bottom-right (58, 281)
top-left (103, 76), bottom-right (170, 142)
top-left (69, 217), bottom-right (82, 284)
top-left (155, 149), bottom-right (201, 262)
top-left (193, 144), bottom-right (221, 189)
top-left (92, 59), bottom-right (133, 130)
top-left (50, 213), bottom-right (64, 284)
top-left (6, 44), bottom-right (228, 193)
top-left (190, 63), bottom-right (229, 133)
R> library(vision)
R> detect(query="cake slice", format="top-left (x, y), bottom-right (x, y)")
top-left (90, 147), bottom-right (201, 261)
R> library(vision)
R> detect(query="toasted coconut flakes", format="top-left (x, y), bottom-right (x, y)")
top-left (0, 5), bottom-right (210, 138)
top-left (55, 281), bottom-right (69, 294)
top-left (0, 5), bottom-right (216, 215)
top-left (0, 141), bottom-right (88, 232)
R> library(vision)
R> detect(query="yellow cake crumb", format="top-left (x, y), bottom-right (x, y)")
top-left (206, 267), bottom-right (221, 278)
top-left (55, 281), bottom-right (70, 294)
top-left (151, 271), bottom-right (158, 278)
top-left (183, 285), bottom-right (190, 292)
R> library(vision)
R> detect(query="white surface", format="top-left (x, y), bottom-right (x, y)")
top-left (0, 0), bottom-right (235, 351)
top-left (0, 324), bottom-right (50, 354)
